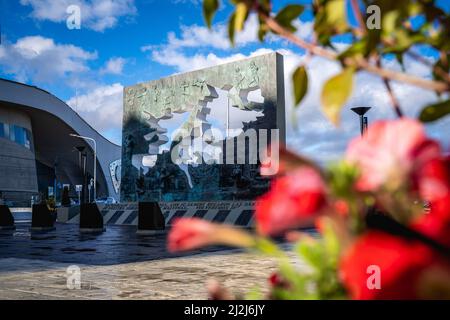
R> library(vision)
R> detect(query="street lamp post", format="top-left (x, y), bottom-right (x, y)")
top-left (70, 134), bottom-right (97, 202)
top-left (351, 107), bottom-right (372, 136)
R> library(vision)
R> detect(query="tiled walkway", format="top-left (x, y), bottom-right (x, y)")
top-left (0, 218), bottom-right (309, 299)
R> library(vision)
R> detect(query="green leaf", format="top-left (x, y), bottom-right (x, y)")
top-left (254, 237), bottom-right (285, 257)
top-left (296, 238), bottom-right (323, 270)
top-left (395, 53), bottom-right (405, 71)
top-left (321, 68), bottom-right (354, 125)
top-left (234, 2), bottom-right (248, 32)
top-left (258, 21), bottom-right (269, 41)
top-left (203, 0), bottom-right (219, 29)
top-left (382, 29), bottom-right (424, 54)
top-left (321, 219), bottom-right (340, 264)
top-left (292, 65), bottom-right (308, 107)
top-left (314, 0), bottom-right (348, 46)
top-left (245, 287), bottom-right (264, 300)
top-left (228, 12), bottom-right (236, 46)
top-left (325, 0), bottom-right (347, 33)
top-left (338, 40), bottom-right (367, 60)
top-left (328, 160), bottom-right (359, 198)
top-left (257, 12), bottom-right (270, 42)
top-left (382, 9), bottom-right (401, 36)
top-left (275, 4), bottom-right (304, 32)
top-left (419, 99), bottom-right (450, 122)
top-left (257, 0), bottom-right (271, 14)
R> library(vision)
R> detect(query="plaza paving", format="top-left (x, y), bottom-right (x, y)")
top-left (0, 215), bottom-right (309, 299)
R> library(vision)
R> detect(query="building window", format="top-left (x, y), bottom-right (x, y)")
top-left (0, 122), bottom-right (31, 150)
top-left (9, 124), bottom-right (15, 141)
top-left (14, 125), bottom-right (26, 145)
top-left (0, 122), bottom-right (10, 140)
top-left (25, 129), bottom-right (32, 150)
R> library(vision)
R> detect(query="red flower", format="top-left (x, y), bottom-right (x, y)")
top-left (269, 272), bottom-right (284, 287)
top-left (340, 230), bottom-right (450, 299)
top-left (168, 218), bottom-right (218, 252)
top-left (346, 119), bottom-right (441, 193)
top-left (268, 272), bottom-right (290, 289)
top-left (411, 210), bottom-right (450, 248)
top-left (167, 217), bottom-right (255, 253)
top-left (416, 157), bottom-right (450, 215)
top-left (255, 167), bottom-right (327, 236)
top-left (333, 199), bottom-right (350, 217)
top-left (412, 155), bottom-right (450, 247)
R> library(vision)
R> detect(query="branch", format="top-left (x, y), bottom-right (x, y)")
top-left (382, 38), bottom-right (450, 85)
top-left (377, 59), bottom-right (403, 118)
top-left (350, 0), bottom-right (366, 36)
top-left (261, 14), bottom-right (449, 94)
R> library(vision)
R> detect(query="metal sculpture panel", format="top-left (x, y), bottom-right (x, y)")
top-left (121, 52), bottom-right (285, 202)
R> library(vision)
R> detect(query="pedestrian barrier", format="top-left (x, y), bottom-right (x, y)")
top-left (64, 201), bottom-right (255, 229)
top-left (136, 202), bottom-right (165, 235)
top-left (0, 205), bottom-right (15, 230)
top-left (31, 204), bottom-right (56, 231)
top-left (79, 203), bottom-right (105, 233)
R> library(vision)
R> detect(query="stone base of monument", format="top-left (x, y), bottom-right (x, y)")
top-left (136, 202), bottom-right (165, 235)
top-left (0, 205), bottom-right (15, 230)
top-left (79, 203), bottom-right (105, 233)
top-left (30, 204), bottom-right (56, 232)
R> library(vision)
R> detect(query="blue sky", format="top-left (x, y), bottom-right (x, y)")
top-left (0, 0), bottom-right (449, 162)
top-left (0, 0), bottom-right (303, 93)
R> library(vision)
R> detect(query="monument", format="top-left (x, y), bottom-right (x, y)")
top-left (121, 52), bottom-right (285, 216)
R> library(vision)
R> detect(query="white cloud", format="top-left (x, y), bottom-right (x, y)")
top-left (142, 13), bottom-right (312, 73)
top-left (293, 20), bottom-right (314, 41)
top-left (143, 12), bottom-right (313, 74)
top-left (151, 47), bottom-right (280, 73)
top-left (0, 35), bottom-right (97, 84)
top-left (20, 0), bottom-right (137, 32)
top-left (66, 83), bottom-right (123, 144)
top-left (100, 57), bottom-right (126, 74)
top-left (143, 14), bottom-right (261, 53)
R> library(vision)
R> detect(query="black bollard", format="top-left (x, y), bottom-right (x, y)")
top-left (31, 204), bottom-right (56, 231)
top-left (136, 202), bottom-right (165, 235)
top-left (79, 203), bottom-right (105, 233)
top-left (0, 205), bottom-right (15, 230)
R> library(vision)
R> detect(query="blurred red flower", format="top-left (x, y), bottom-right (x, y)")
top-left (340, 230), bottom-right (449, 299)
top-left (346, 119), bottom-right (442, 193)
top-left (255, 167), bottom-right (327, 236)
top-left (168, 218), bottom-right (218, 252)
top-left (167, 217), bottom-right (255, 252)
top-left (416, 157), bottom-right (450, 213)
top-left (412, 155), bottom-right (450, 247)
top-left (333, 199), bottom-right (350, 217)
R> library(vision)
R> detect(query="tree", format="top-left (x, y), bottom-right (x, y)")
top-left (202, 0), bottom-right (450, 124)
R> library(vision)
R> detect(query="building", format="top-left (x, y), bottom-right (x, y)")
top-left (0, 78), bottom-right (121, 206)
